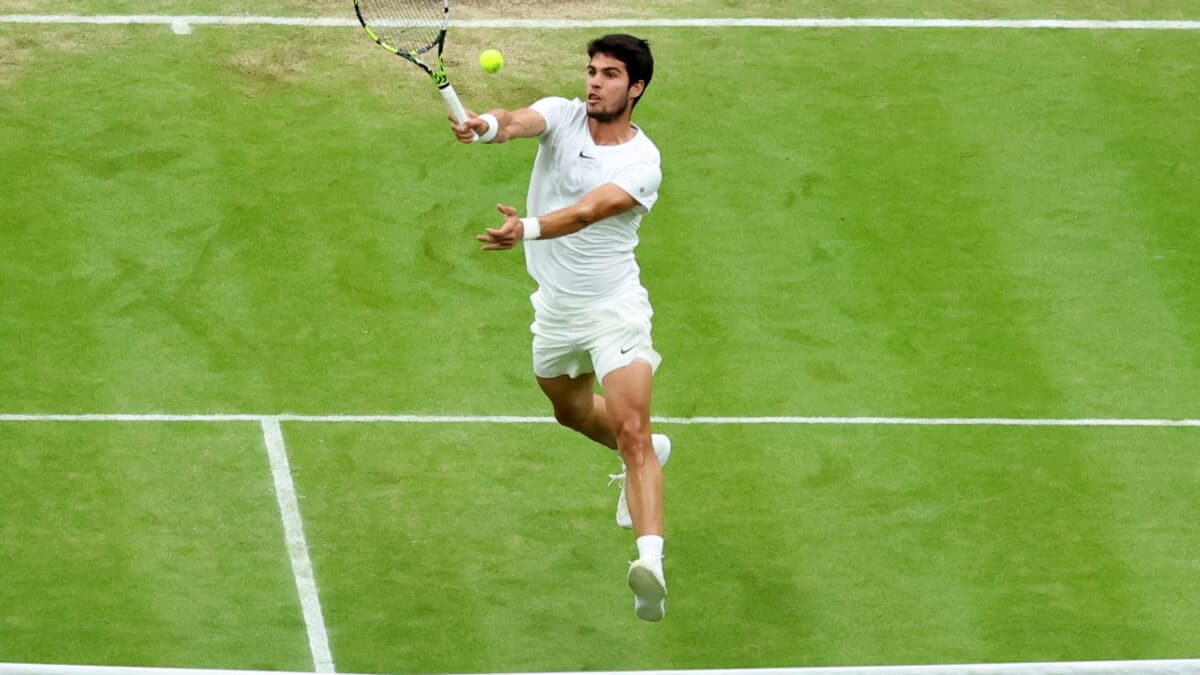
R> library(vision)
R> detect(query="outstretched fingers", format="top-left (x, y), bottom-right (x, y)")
top-left (477, 228), bottom-right (515, 250)
top-left (476, 203), bottom-right (521, 250)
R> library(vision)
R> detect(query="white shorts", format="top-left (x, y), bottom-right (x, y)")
top-left (529, 286), bottom-right (662, 381)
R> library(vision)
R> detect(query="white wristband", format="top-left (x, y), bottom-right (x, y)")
top-left (478, 113), bottom-right (499, 143)
top-left (520, 217), bottom-right (541, 241)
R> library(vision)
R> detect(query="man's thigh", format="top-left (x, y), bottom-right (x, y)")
top-left (600, 360), bottom-right (654, 430)
top-left (536, 372), bottom-right (597, 414)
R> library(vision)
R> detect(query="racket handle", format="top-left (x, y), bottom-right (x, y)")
top-left (440, 83), bottom-right (480, 143)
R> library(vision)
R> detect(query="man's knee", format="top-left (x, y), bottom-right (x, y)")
top-left (612, 413), bottom-right (651, 457)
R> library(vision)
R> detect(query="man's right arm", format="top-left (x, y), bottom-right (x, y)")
top-left (451, 107), bottom-right (546, 144)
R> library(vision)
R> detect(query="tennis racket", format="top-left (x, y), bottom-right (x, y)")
top-left (353, 0), bottom-right (476, 138)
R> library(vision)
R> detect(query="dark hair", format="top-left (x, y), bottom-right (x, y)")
top-left (587, 34), bottom-right (654, 108)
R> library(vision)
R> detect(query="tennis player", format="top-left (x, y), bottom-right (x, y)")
top-left (450, 34), bottom-right (670, 622)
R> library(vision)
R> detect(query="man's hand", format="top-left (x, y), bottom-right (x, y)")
top-left (476, 204), bottom-right (524, 251)
top-left (449, 111), bottom-right (491, 144)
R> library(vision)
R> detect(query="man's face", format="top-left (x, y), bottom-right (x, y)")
top-left (585, 52), bottom-right (642, 122)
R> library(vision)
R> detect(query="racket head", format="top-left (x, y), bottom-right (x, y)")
top-left (354, 0), bottom-right (450, 66)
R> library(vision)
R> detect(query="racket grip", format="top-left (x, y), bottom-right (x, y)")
top-left (440, 83), bottom-right (479, 143)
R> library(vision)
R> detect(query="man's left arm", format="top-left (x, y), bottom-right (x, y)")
top-left (477, 183), bottom-right (638, 251)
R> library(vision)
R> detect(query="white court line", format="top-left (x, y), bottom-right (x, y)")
top-left (2, 659), bottom-right (1200, 675)
top-left (260, 418), bottom-right (335, 674)
top-left (1, 15), bottom-right (1200, 30)
top-left (1, 413), bottom-right (1199, 426)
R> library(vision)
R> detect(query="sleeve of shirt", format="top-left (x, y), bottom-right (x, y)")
top-left (611, 161), bottom-right (662, 215)
top-left (529, 96), bottom-right (573, 139)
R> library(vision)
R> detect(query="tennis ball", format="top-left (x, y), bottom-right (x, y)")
top-left (479, 49), bottom-right (504, 74)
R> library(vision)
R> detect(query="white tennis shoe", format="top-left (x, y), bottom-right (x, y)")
top-left (609, 434), bottom-right (672, 529)
top-left (627, 558), bottom-right (667, 622)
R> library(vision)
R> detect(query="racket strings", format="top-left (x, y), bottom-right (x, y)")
top-left (357, 0), bottom-right (447, 55)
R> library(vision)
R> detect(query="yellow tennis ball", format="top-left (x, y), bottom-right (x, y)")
top-left (479, 49), bottom-right (504, 74)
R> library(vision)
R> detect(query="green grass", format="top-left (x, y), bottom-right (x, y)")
top-left (2, 2), bottom-right (1199, 672)
top-left (286, 423), bottom-right (1200, 672)
top-left (0, 422), bottom-right (310, 669)
top-left (2, 25), bottom-right (1197, 417)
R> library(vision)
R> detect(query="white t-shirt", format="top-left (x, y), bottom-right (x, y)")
top-left (525, 96), bottom-right (662, 308)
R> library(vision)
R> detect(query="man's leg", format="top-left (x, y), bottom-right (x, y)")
top-left (537, 362), bottom-right (668, 621)
top-left (599, 360), bottom-right (660, 536)
top-left (537, 362), bottom-right (664, 535)
top-left (537, 367), bottom-right (669, 527)
top-left (536, 372), bottom-right (618, 450)
top-left (602, 360), bottom-right (668, 622)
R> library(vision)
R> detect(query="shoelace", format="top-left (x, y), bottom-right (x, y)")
top-left (608, 460), bottom-right (628, 486)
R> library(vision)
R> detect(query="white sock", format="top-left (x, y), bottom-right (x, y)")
top-left (636, 534), bottom-right (664, 566)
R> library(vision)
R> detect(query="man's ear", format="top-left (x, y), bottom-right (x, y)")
top-left (629, 80), bottom-right (646, 101)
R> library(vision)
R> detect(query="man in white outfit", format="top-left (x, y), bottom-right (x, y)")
top-left (450, 34), bottom-right (671, 622)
